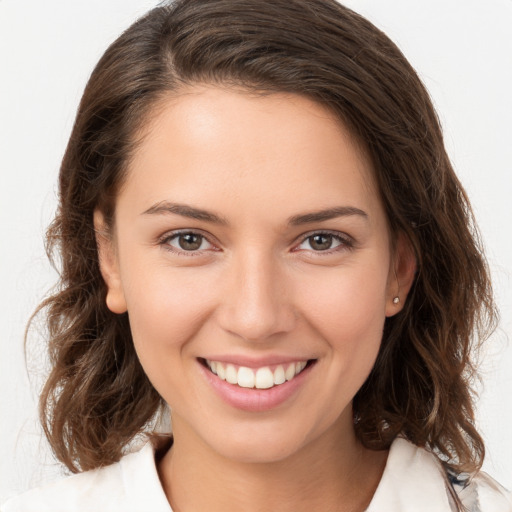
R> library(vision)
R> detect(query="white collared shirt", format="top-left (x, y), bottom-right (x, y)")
top-left (3, 437), bottom-right (511, 511)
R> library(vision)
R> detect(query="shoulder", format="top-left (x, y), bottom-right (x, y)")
top-left (1, 442), bottom-right (172, 512)
top-left (367, 437), bottom-right (512, 512)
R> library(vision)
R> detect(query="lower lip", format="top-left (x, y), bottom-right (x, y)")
top-left (199, 361), bottom-right (314, 412)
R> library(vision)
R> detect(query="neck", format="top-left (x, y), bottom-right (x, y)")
top-left (157, 414), bottom-right (388, 512)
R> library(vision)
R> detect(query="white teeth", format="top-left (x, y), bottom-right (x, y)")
top-left (273, 365), bottom-right (286, 385)
top-left (205, 359), bottom-right (309, 389)
top-left (255, 367), bottom-right (274, 389)
top-left (225, 364), bottom-right (237, 384)
top-left (285, 363), bottom-right (296, 381)
top-left (237, 366), bottom-right (255, 388)
top-left (216, 362), bottom-right (226, 380)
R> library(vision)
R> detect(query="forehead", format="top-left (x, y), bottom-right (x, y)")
top-left (120, 86), bottom-right (382, 225)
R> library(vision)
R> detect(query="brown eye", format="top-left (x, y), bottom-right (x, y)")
top-left (308, 234), bottom-right (334, 251)
top-left (163, 231), bottom-right (213, 253)
top-left (178, 233), bottom-right (203, 250)
top-left (295, 232), bottom-right (351, 253)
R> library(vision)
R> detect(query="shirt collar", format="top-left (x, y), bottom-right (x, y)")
top-left (366, 438), bottom-right (454, 511)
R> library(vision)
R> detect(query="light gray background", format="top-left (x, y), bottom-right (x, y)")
top-left (1, 0), bottom-right (511, 502)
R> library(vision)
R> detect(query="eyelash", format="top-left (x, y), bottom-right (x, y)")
top-left (295, 230), bottom-right (355, 254)
top-left (158, 229), bottom-right (217, 257)
top-left (158, 229), bottom-right (355, 257)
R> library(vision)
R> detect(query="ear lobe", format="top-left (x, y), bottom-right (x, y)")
top-left (93, 210), bottom-right (127, 314)
top-left (385, 232), bottom-right (417, 317)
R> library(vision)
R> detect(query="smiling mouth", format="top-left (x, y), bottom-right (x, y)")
top-left (201, 358), bottom-right (315, 390)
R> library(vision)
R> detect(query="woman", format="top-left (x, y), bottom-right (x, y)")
top-left (3, 0), bottom-right (511, 510)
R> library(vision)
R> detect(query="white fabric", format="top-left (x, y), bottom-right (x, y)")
top-left (2, 438), bottom-right (511, 511)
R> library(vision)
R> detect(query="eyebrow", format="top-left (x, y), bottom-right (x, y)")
top-left (142, 201), bottom-right (229, 225)
top-left (287, 206), bottom-right (368, 226)
top-left (142, 201), bottom-right (368, 226)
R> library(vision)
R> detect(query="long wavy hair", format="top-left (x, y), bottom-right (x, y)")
top-left (33, 0), bottom-right (496, 496)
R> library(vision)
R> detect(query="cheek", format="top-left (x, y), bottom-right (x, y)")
top-left (122, 264), bottom-right (223, 411)
top-left (297, 259), bottom-right (389, 369)
top-left (121, 261), bottom-right (217, 369)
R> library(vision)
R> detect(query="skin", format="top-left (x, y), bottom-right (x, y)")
top-left (96, 86), bottom-right (416, 512)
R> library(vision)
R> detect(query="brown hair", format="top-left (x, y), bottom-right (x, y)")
top-left (35, 0), bottom-right (495, 491)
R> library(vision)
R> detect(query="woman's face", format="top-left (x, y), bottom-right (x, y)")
top-left (97, 86), bottom-right (412, 463)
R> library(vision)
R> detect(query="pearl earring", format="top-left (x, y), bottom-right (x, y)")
top-left (393, 296), bottom-right (400, 304)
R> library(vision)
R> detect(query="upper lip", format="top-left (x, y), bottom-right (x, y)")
top-left (199, 355), bottom-right (315, 368)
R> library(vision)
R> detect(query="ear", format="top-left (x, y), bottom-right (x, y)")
top-left (385, 232), bottom-right (417, 317)
top-left (94, 210), bottom-right (127, 314)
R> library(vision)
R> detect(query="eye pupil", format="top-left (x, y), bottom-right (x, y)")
top-left (179, 233), bottom-right (202, 250)
top-left (310, 234), bottom-right (332, 250)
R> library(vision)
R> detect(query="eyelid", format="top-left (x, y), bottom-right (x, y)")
top-left (292, 229), bottom-right (355, 253)
top-left (156, 228), bottom-right (355, 257)
top-left (158, 229), bottom-right (220, 256)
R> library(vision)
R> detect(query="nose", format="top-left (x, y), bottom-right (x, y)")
top-left (216, 250), bottom-right (297, 342)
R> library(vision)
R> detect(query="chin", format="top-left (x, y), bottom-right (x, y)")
top-left (195, 409), bottom-right (346, 465)
top-left (212, 431), bottom-right (307, 464)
